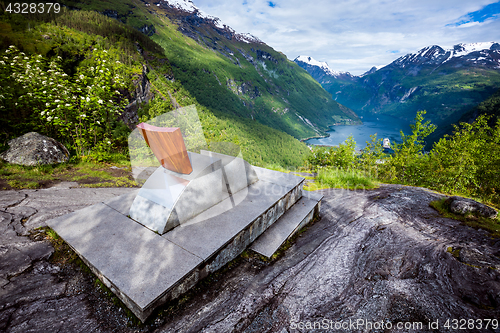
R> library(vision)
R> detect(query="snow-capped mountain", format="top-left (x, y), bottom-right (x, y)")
top-left (452, 42), bottom-right (499, 57)
top-left (295, 56), bottom-right (338, 76)
top-left (360, 66), bottom-right (384, 77)
top-left (157, 0), bottom-right (263, 44)
top-left (296, 42), bottom-right (500, 84)
top-left (394, 42), bottom-right (500, 69)
top-left (293, 55), bottom-right (355, 86)
top-left (295, 41), bottom-right (500, 134)
top-left (294, 55), bottom-right (353, 79)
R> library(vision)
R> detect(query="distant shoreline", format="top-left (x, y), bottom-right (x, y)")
top-left (300, 121), bottom-right (364, 143)
top-left (300, 133), bottom-right (330, 142)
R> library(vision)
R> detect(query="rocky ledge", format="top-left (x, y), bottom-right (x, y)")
top-left (1, 185), bottom-right (499, 332)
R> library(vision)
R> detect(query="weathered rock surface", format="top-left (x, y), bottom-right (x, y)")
top-left (120, 65), bottom-right (153, 129)
top-left (448, 195), bottom-right (498, 219)
top-left (0, 132), bottom-right (69, 166)
top-left (1, 185), bottom-right (500, 332)
top-left (6, 187), bottom-right (137, 234)
top-left (0, 187), bottom-right (136, 333)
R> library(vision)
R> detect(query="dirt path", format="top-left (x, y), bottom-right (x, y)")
top-left (1, 185), bottom-right (499, 332)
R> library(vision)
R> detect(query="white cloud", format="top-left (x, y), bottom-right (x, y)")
top-left (455, 21), bottom-right (484, 28)
top-left (192, 0), bottom-right (500, 75)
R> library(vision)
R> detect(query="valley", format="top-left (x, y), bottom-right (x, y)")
top-left (306, 114), bottom-right (411, 149)
top-left (1, 1), bottom-right (500, 330)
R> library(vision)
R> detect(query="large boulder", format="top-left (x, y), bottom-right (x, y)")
top-left (0, 132), bottom-right (69, 166)
top-left (447, 196), bottom-right (498, 219)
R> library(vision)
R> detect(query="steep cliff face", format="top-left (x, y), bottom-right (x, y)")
top-left (120, 65), bottom-right (154, 129)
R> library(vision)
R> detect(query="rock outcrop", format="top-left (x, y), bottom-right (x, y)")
top-left (1, 185), bottom-right (500, 332)
top-left (448, 195), bottom-right (498, 219)
top-left (119, 65), bottom-right (153, 129)
top-left (0, 132), bottom-right (69, 166)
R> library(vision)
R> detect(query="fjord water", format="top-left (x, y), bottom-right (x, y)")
top-left (306, 115), bottom-right (412, 149)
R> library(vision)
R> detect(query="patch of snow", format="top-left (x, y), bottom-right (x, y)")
top-left (211, 17), bottom-right (225, 29)
top-left (163, 0), bottom-right (262, 43)
top-left (304, 117), bottom-right (315, 128)
top-left (296, 55), bottom-right (330, 68)
top-left (236, 33), bottom-right (263, 44)
top-left (452, 42), bottom-right (495, 57)
top-left (400, 86), bottom-right (418, 102)
top-left (163, 0), bottom-right (197, 12)
top-left (443, 52), bottom-right (454, 63)
top-left (361, 65), bottom-right (385, 77)
top-left (296, 113), bottom-right (317, 130)
top-left (397, 42), bottom-right (497, 66)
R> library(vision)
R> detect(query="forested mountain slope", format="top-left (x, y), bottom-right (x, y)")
top-left (61, 0), bottom-right (360, 138)
top-left (0, 0), bottom-right (361, 166)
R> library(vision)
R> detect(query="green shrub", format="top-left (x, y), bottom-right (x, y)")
top-left (358, 133), bottom-right (385, 177)
top-left (382, 110), bottom-right (436, 183)
top-left (424, 115), bottom-right (500, 203)
top-left (0, 45), bottom-right (131, 156)
top-left (306, 135), bottom-right (356, 171)
top-left (305, 111), bottom-right (500, 206)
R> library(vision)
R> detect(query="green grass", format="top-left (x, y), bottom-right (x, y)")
top-left (7, 179), bottom-right (39, 189)
top-left (260, 163), bottom-right (294, 173)
top-left (312, 167), bottom-right (379, 190)
top-left (0, 161), bottom-right (69, 189)
top-left (80, 179), bottom-right (137, 188)
top-left (430, 198), bottom-right (500, 237)
top-left (0, 158), bottom-right (138, 190)
top-left (44, 227), bottom-right (60, 240)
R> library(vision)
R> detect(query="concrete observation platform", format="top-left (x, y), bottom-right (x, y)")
top-left (47, 155), bottom-right (322, 322)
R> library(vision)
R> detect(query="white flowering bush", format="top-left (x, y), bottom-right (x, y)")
top-left (0, 45), bottom-right (129, 159)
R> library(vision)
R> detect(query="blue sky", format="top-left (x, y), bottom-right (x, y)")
top-left (451, 1), bottom-right (500, 27)
top-left (193, 0), bottom-right (500, 75)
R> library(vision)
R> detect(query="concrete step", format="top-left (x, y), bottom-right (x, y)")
top-left (249, 191), bottom-right (323, 258)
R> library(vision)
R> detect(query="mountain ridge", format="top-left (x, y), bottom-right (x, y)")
top-left (0, 0), bottom-right (363, 166)
top-left (294, 42), bottom-right (500, 132)
top-left (392, 42), bottom-right (500, 70)
top-left (296, 42), bottom-right (500, 81)
top-left (138, 0), bottom-right (362, 138)
top-left (157, 0), bottom-right (264, 44)
top-left (294, 55), bottom-right (354, 78)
